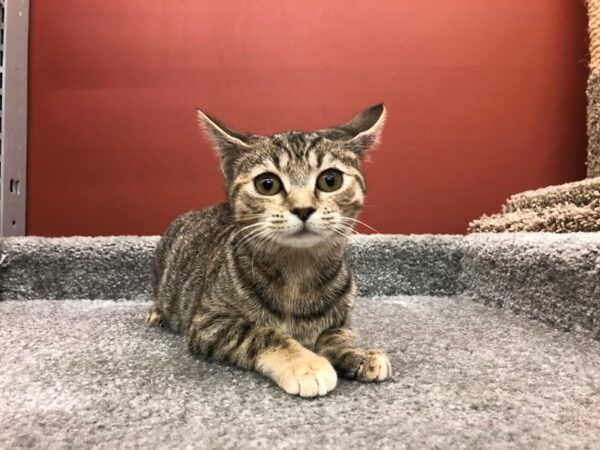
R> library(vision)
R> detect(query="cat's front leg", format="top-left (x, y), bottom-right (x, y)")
top-left (187, 314), bottom-right (337, 397)
top-left (256, 338), bottom-right (338, 397)
top-left (314, 327), bottom-right (392, 382)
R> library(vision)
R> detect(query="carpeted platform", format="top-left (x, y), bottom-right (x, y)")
top-left (2, 296), bottom-right (600, 449)
top-left (1, 233), bottom-right (600, 448)
top-left (468, 178), bottom-right (600, 233)
top-left (2, 233), bottom-right (598, 337)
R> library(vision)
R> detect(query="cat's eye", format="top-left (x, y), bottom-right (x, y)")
top-left (316, 169), bottom-right (343, 192)
top-left (254, 173), bottom-right (283, 196)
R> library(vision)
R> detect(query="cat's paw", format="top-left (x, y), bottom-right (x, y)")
top-left (146, 307), bottom-right (164, 327)
top-left (277, 353), bottom-right (337, 398)
top-left (356, 350), bottom-right (392, 382)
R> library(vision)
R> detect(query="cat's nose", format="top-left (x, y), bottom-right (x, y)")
top-left (291, 207), bottom-right (316, 222)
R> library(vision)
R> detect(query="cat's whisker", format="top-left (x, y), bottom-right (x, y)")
top-left (234, 227), bottom-right (274, 278)
top-left (230, 223), bottom-right (264, 246)
top-left (235, 214), bottom-right (271, 226)
top-left (338, 217), bottom-right (380, 234)
top-left (250, 230), bottom-right (275, 280)
top-left (232, 224), bottom-right (269, 253)
top-left (238, 213), bottom-right (269, 219)
top-left (332, 221), bottom-right (361, 239)
top-left (233, 221), bottom-right (265, 232)
top-left (330, 225), bottom-right (358, 243)
top-left (238, 227), bottom-right (270, 249)
top-left (312, 222), bottom-right (356, 244)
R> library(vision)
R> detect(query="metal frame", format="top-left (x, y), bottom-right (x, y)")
top-left (0, 0), bottom-right (28, 236)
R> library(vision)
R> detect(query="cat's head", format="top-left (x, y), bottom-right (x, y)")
top-left (197, 104), bottom-right (385, 248)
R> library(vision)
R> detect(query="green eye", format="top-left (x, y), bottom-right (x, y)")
top-left (254, 173), bottom-right (283, 196)
top-left (317, 169), bottom-right (343, 192)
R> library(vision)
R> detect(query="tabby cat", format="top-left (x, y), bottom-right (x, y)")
top-left (147, 104), bottom-right (391, 397)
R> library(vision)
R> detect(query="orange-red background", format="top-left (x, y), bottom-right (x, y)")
top-left (28, 1), bottom-right (589, 236)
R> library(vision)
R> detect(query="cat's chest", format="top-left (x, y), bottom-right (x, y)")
top-left (265, 272), bottom-right (338, 345)
top-left (234, 255), bottom-right (350, 343)
top-left (268, 270), bottom-right (320, 306)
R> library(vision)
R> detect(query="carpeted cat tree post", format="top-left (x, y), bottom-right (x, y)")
top-left (469, 1), bottom-right (600, 233)
top-left (589, 0), bottom-right (600, 178)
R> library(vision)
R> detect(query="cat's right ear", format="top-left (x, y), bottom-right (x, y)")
top-left (196, 109), bottom-right (252, 159)
top-left (320, 104), bottom-right (386, 158)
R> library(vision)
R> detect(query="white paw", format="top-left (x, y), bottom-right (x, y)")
top-left (277, 354), bottom-right (337, 397)
top-left (357, 350), bottom-right (392, 382)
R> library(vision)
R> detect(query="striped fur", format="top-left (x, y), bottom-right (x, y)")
top-left (148, 105), bottom-right (391, 397)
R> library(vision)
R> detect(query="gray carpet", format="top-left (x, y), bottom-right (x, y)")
top-left (0, 235), bottom-right (464, 300)
top-left (1, 233), bottom-right (600, 448)
top-left (2, 233), bottom-right (599, 336)
top-left (2, 296), bottom-right (600, 449)
top-left (461, 233), bottom-right (600, 339)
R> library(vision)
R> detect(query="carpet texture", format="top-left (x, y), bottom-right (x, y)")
top-left (468, 178), bottom-right (600, 233)
top-left (0, 236), bottom-right (158, 301)
top-left (468, 200), bottom-right (600, 233)
top-left (0, 235), bottom-right (464, 300)
top-left (589, 0), bottom-right (600, 176)
top-left (2, 233), bottom-right (599, 336)
top-left (2, 296), bottom-right (600, 449)
top-left (589, 75), bottom-right (600, 177)
top-left (461, 233), bottom-right (600, 339)
top-left (503, 177), bottom-right (600, 212)
top-left (1, 233), bottom-right (600, 448)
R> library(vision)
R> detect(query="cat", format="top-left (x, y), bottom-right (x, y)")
top-left (147, 104), bottom-right (391, 397)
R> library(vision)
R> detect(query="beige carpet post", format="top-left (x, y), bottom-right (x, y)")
top-left (588, 0), bottom-right (600, 176)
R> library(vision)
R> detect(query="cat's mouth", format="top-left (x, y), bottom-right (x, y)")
top-left (280, 225), bottom-right (325, 248)
top-left (291, 226), bottom-right (318, 237)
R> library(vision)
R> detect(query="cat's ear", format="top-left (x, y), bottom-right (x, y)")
top-left (196, 109), bottom-right (252, 159)
top-left (321, 103), bottom-right (386, 157)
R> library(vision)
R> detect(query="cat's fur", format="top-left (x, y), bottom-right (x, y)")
top-left (148, 104), bottom-right (391, 397)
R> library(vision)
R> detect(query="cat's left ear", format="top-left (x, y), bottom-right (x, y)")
top-left (321, 103), bottom-right (386, 157)
top-left (196, 109), bottom-right (253, 160)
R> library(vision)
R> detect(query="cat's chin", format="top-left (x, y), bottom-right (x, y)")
top-left (277, 230), bottom-right (344, 249)
top-left (279, 233), bottom-right (326, 249)
top-left (270, 228), bottom-right (323, 248)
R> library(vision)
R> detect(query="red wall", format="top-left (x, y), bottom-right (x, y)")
top-left (28, 1), bottom-right (589, 236)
